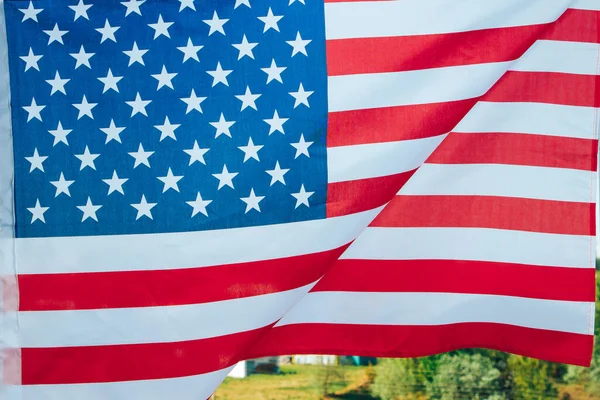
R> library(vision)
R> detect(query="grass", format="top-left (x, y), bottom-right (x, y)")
top-left (214, 365), bottom-right (600, 400)
top-left (213, 364), bottom-right (374, 400)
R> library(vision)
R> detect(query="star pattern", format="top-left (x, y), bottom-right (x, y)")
top-left (19, 2), bottom-right (43, 23)
top-left (5, 0), bottom-right (327, 237)
top-left (46, 71), bottom-right (70, 95)
top-left (96, 19), bottom-right (120, 43)
top-left (20, 48), bottom-right (43, 72)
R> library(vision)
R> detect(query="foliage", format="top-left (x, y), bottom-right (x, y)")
top-left (309, 362), bottom-right (348, 398)
top-left (370, 358), bottom-right (437, 400)
top-left (505, 356), bottom-right (558, 399)
top-left (426, 353), bottom-right (505, 400)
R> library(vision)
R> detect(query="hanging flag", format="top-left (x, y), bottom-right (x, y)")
top-left (0, 0), bottom-right (597, 399)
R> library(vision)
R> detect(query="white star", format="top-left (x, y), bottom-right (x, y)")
top-left (261, 59), bottom-right (286, 84)
top-left (289, 83), bottom-right (313, 108)
top-left (291, 134), bottom-right (313, 158)
top-left (75, 146), bottom-right (99, 170)
top-left (292, 185), bottom-right (314, 208)
top-left (232, 35), bottom-right (257, 60)
top-left (235, 86), bottom-right (261, 111)
top-left (238, 137), bottom-right (263, 162)
top-left (152, 65), bottom-right (177, 90)
top-left (48, 121), bottom-right (71, 146)
top-left (103, 171), bottom-right (128, 195)
top-left (181, 89), bottom-right (206, 114)
top-left (129, 143), bottom-right (153, 168)
top-left (69, 0), bottom-right (92, 21)
top-left (121, 0), bottom-right (145, 16)
top-left (264, 110), bottom-right (288, 135)
top-left (27, 199), bottom-right (49, 223)
top-left (258, 8), bottom-right (283, 32)
top-left (289, 0), bottom-right (305, 4)
top-left (266, 161), bottom-right (290, 186)
top-left (154, 116), bottom-right (180, 141)
top-left (148, 14), bottom-right (173, 39)
top-left (203, 11), bottom-right (228, 36)
top-left (131, 195), bottom-right (156, 220)
top-left (287, 31), bottom-right (311, 57)
top-left (241, 189), bottom-right (264, 213)
top-left (73, 95), bottom-right (97, 120)
top-left (50, 172), bottom-right (75, 197)
top-left (25, 148), bottom-right (47, 172)
top-left (43, 24), bottom-right (68, 45)
top-left (20, 48), bottom-right (42, 72)
top-left (210, 113), bottom-right (235, 138)
top-left (234, 0), bottom-right (251, 8)
top-left (100, 119), bottom-right (125, 144)
top-left (184, 140), bottom-right (209, 165)
top-left (212, 165), bottom-right (238, 190)
top-left (45, 71), bottom-right (70, 95)
top-left (157, 168), bottom-right (183, 193)
top-left (19, 2), bottom-right (43, 22)
top-left (96, 19), bottom-right (120, 43)
top-left (123, 42), bottom-right (148, 66)
top-left (126, 93), bottom-right (151, 117)
top-left (70, 45), bottom-right (94, 69)
top-left (23, 98), bottom-right (45, 122)
top-left (177, 38), bottom-right (203, 63)
top-left (179, 0), bottom-right (196, 11)
top-left (187, 192), bottom-right (212, 217)
top-left (206, 62), bottom-right (232, 87)
top-left (77, 197), bottom-right (102, 222)
top-left (98, 69), bottom-right (123, 93)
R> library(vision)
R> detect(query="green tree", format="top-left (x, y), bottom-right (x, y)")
top-left (371, 358), bottom-right (438, 400)
top-left (426, 353), bottom-right (505, 400)
top-left (505, 356), bottom-right (557, 399)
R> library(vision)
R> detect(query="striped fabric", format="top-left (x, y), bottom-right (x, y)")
top-left (0, 0), bottom-right (597, 399)
top-left (249, 0), bottom-right (599, 366)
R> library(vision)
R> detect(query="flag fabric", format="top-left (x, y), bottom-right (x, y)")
top-left (0, 0), bottom-right (597, 398)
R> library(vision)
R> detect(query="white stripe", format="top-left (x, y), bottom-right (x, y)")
top-left (400, 164), bottom-right (594, 203)
top-left (16, 283), bottom-right (314, 348)
top-left (4, 367), bottom-right (232, 400)
top-left (329, 62), bottom-right (509, 112)
top-left (276, 292), bottom-right (594, 335)
top-left (327, 135), bottom-right (446, 183)
top-left (325, 0), bottom-right (571, 40)
top-left (454, 102), bottom-right (598, 139)
top-left (511, 40), bottom-right (600, 75)
top-left (341, 227), bottom-right (593, 269)
top-left (572, 0), bottom-right (600, 11)
top-left (15, 207), bottom-right (381, 274)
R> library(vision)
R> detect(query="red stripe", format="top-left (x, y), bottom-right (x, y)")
top-left (326, 170), bottom-right (415, 217)
top-left (541, 9), bottom-right (600, 44)
top-left (312, 259), bottom-right (597, 302)
top-left (327, 99), bottom-right (477, 147)
top-left (371, 195), bottom-right (595, 236)
top-left (21, 326), bottom-right (271, 385)
top-left (425, 133), bottom-right (598, 171)
top-left (245, 323), bottom-right (594, 366)
top-left (485, 71), bottom-right (599, 107)
top-left (18, 247), bottom-right (346, 311)
top-left (327, 24), bottom-right (546, 76)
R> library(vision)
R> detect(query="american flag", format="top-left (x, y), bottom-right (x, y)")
top-left (0, 0), bottom-right (597, 398)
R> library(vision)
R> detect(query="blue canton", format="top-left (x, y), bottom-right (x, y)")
top-left (4, 0), bottom-right (328, 237)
